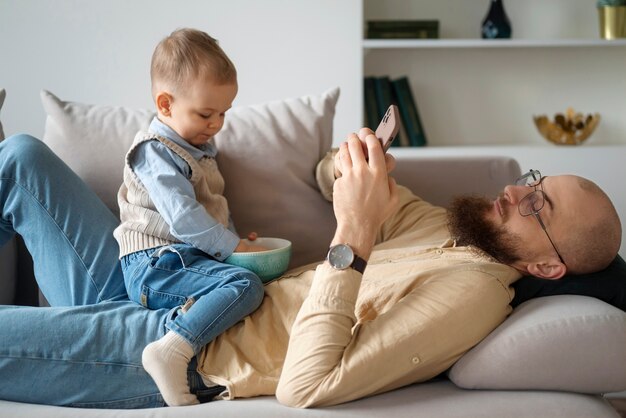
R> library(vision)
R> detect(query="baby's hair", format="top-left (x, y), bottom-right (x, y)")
top-left (151, 28), bottom-right (237, 96)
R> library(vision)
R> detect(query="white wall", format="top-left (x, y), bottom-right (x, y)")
top-left (0, 0), bottom-right (362, 143)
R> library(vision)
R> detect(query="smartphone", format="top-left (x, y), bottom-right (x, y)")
top-left (375, 105), bottom-right (400, 152)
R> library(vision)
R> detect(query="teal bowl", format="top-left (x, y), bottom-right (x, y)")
top-left (224, 237), bottom-right (292, 283)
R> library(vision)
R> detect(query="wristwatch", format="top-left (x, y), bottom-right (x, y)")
top-left (326, 244), bottom-right (367, 274)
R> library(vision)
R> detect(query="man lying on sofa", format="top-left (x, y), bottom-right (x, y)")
top-left (0, 129), bottom-right (621, 409)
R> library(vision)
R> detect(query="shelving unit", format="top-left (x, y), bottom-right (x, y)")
top-left (362, 0), bottom-right (626, 147)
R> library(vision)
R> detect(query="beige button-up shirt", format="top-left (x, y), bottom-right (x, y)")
top-left (197, 154), bottom-right (521, 408)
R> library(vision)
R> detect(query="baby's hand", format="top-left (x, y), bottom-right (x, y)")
top-left (242, 243), bottom-right (268, 252)
top-left (235, 234), bottom-right (267, 253)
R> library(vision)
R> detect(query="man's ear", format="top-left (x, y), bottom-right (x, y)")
top-left (155, 92), bottom-right (173, 116)
top-left (527, 260), bottom-right (567, 280)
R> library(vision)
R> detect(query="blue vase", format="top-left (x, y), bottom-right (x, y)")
top-left (481, 0), bottom-right (512, 39)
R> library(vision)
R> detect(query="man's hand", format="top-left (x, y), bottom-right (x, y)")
top-left (334, 128), bottom-right (396, 179)
top-left (330, 132), bottom-right (399, 261)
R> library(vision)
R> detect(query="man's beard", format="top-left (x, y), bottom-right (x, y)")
top-left (447, 195), bottom-right (522, 265)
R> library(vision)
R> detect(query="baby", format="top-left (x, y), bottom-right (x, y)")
top-left (114, 28), bottom-right (266, 406)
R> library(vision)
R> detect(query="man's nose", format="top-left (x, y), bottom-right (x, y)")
top-left (503, 184), bottom-right (529, 205)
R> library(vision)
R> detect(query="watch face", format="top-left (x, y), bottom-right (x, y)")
top-left (328, 244), bottom-right (354, 270)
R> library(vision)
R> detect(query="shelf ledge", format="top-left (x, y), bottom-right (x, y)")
top-left (363, 38), bottom-right (626, 49)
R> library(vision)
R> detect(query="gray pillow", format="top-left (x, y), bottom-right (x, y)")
top-left (449, 295), bottom-right (626, 394)
top-left (40, 88), bottom-right (339, 268)
top-left (0, 88), bottom-right (5, 140)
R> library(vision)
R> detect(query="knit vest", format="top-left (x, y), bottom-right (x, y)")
top-left (113, 131), bottom-right (230, 257)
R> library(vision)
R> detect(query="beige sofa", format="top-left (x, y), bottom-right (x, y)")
top-left (0, 88), bottom-right (624, 417)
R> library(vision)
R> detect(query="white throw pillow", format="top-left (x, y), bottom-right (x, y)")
top-left (40, 90), bottom-right (155, 213)
top-left (448, 295), bottom-right (626, 394)
top-left (0, 88), bottom-right (5, 140)
top-left (40, 88), bottom-right (339, 268)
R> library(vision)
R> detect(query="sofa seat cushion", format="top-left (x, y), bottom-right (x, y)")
top-left (0, 380), bottom-right (620, 418)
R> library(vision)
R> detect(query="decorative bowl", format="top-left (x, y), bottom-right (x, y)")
top-left (224, 237), bottom-right (292, 283)
top-left (533, 108), bottom-right (600, 146)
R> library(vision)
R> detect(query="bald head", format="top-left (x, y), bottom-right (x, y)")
top-left (556, 176), bottom-right (621, 275)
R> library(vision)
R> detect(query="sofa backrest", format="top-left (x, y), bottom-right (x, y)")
top-left (393, 155), bottom-right (521, 208)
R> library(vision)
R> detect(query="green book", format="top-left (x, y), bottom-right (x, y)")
top-left (367, 20), bottom-right (439, 39)
top-left (367, 20), bottom-right (439, 30)
top-left (363, 77), bottom-right (379, 131)
top-left (391, 77), bottom-right (427, 147)
top-left (367, 29), bottom-right (438, 39)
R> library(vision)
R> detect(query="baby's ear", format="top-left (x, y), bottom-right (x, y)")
top-left (155, 92), bottom-right (173, 116)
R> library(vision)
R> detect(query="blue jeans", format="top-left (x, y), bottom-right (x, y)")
top-left (0, 135), bottom-right (229, 407)
top-left (122, 245), bottom-right (264, 353)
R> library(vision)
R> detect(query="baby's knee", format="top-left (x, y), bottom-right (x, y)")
top-left (245, 272), bottom-right (265, 306)
top-left (233, 271), bottom-right (265, 311)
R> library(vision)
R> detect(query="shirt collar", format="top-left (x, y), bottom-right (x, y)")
top-left (149, 117), bottom-right (217, 159)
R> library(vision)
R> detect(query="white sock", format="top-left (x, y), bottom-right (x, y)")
top-left (142, 331), bottom-right (199, 406)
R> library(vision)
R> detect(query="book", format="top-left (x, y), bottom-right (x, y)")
top-left (373, 76), bottom-right (393, 120)
top-left (367, 20), bottom-right (439, 30)
top-left (363, 77), bottom-right (379, 131)
top-left (394, 107), bottom-right (411, 148)
top-left (391, 77), bottom-right (427, 147)
top-left (367, 20), bottom-right (439, 39)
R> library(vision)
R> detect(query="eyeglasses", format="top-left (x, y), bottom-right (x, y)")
top-left (514, 169), bottom-right (566, 265)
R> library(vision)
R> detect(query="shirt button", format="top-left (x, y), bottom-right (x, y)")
top-left (411, 356), bottom-right (420, 365)
top-left (436, 249), bottom-right (444, 255)
top-left (215, 252), bottom-right (222, 258)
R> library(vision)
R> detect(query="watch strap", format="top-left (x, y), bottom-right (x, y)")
top-left (351, 254), bottom-right (367, 274)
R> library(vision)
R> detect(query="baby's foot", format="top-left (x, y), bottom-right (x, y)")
top-left (142, 331), bottom-right (199, 406)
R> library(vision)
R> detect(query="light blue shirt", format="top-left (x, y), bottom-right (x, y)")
top-left (129, 117), bottom-right (239, 261)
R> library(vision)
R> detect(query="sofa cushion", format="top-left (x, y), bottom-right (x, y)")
top-left (0, 88), bottom-right (5, 140)
top-left (40, 89), bottom-right (339, 268)
top-left (40, 90), bottom-right (155, 213)
top-left (448, 295), bottom-right (626, 394)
